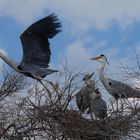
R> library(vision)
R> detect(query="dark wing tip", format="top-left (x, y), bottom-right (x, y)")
top-left (47, 13), bottom-right (62, 38)
top-left (21, 13), bottom-right (62, 38)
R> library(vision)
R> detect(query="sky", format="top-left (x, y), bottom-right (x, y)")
top-left (0, 0), bottom-right (140, 84)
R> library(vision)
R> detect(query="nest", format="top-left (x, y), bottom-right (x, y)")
top-left (32, 102), bottom-right (140, 140)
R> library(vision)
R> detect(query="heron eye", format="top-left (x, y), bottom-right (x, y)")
top-left (100, 54), bottom-right (105, 57)
top-left (17, 65), bottom-right (22, 70)
top-left (109, 82), bottom-right (112, 86)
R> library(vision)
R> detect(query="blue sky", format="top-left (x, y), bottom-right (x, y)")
top-left (0, 0), bottom-right (140, 80)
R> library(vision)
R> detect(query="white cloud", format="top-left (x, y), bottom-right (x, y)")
top-left (60, 37), bottom-right (123, 74)
top-left (60, 36), bottom-right (139, 84)
top-left (0, 0), bottom-right (140, 81)
top-left (48, 0), bottom-right (140, 30)
top-left (65, 41), bottom-right (91, 70)
top-left (0, 0), bottom-right (140, 30)
top-left (0, 0), bottom-right (48, 24)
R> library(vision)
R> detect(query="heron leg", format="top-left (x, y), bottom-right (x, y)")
top-left (90, 113), bottom-right (94, 121)
top-left (120, 97), bottom-right (124, 116)
top-left (37, 79), bottom-right (52, 97)
top-left (116, 100), bottom-right (119, 117)
top-left (116, 100), bottom-right (118, 111)
top-left (31, 74), bottom-right (52, 97)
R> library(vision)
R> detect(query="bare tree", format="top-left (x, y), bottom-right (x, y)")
top-left (0, 63), bottom-right (139, 140)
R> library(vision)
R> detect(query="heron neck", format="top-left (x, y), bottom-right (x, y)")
top-left (98, 62), bottom-right (106, 83)
top-left (0, 52), bottom-right (20, 72)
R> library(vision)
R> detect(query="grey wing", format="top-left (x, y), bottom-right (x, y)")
top-left (91, 98), bottom-right (107, 119)
top-left (91, 98), bottom-right (107, 111)
top-left (107, 78), bottom-right (137, 98)
top-left (20, 14), bottom-right (62, 68)
top-left (100, 99), bottom-right (107, 112)
top-left (76, 88), bottom-right (90, 112)
top-left (76, 89), bottom-right (83, 109)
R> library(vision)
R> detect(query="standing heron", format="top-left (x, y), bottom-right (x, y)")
top-left (0, 14), bottom-right (61, 88)
top-left (76, 73), bottom-right (107, 120)
top-left (90, 88), bottom-right (107, 119)
top-left (90, 54), bottom-right (140, 100)
top-left (76, 72), bottom-right (95, 113)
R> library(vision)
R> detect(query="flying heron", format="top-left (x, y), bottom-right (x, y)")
top-left (90, 54), bottom-right (140, 100)
top-left (76, 72), bottom-right (95, 113)
top-left (0, 14), bottom-right (62, 90)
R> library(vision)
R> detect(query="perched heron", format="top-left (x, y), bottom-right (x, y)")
top-left (90, 54), bottom-right (140, 100)
top-left (76, 72), bottom-right (95, 113)
top-left (0, 14), bottom-right (61, 89)
top-left (76, 73), bottom-right (107, 119)
top-left (90, 88), bottom-right (107, 119)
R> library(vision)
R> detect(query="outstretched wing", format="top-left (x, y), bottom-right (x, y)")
top-left (20, 14), bottom-right (62, 68)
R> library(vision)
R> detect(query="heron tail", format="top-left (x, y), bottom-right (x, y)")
top-left (45, 68), bottom-right (58, 75)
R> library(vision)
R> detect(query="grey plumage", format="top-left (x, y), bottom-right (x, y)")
top-left (90, 89), bottom-right (107, 119)
top-left (76, 73), bottom-right (95, 113)
top-left (0, 14), bottom-right (61, 81)
top-left (19, 14), bottom-right (61, 79)
top-left (76, 73), bottom-right (107, 119)
top-left (90, 54), bottom-right (140, 100)
top-left (76, 88), bottom-right (91, 113)
top-left (106, 78), bottom-right (140, 100)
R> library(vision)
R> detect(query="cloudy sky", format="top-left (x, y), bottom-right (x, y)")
top-left (0, 0), bottom-right (140, 81)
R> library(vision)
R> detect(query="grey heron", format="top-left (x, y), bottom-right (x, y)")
top-left (90, 88), bottom-right (107, 119)
top-left (76, 73), bottom-right (107, 119)
top-left (76, 72), bottom-right (95, 113)
top-left (90, 54), bottom-right (140, 100)
top-left (0, 14), bottom-right (61, 87)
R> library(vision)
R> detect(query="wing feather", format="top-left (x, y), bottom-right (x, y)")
top-left (20, 14), bottom-right (61, 68)
top-left (108, 78), bottom-right (138, 98)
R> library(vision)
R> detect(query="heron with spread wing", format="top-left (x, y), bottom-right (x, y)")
top-left (90, 54), bottom-right (140, 100)
top-left (0, 14), bottom-right (61, 84)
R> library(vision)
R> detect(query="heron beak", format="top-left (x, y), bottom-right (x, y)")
top-left (89, 72), bottom-right (94, 78)
top-left (83, 72), bottom-right (94, 81)
top-left (105, 57), bottom-right (110, 65)
top-left (90, 56), bottom-right (100, 61)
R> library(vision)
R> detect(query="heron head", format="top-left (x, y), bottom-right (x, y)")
top-left (90, 54), bottom-right (109, 65)
top-left (83, 72), bottom-right (94, 81)
top-left (83, 73), bottom-right (95, 87)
